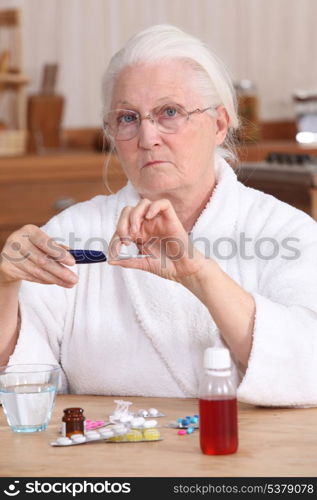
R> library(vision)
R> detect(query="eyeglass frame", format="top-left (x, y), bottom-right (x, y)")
top-left (103, 103), bottom-right (217, 141)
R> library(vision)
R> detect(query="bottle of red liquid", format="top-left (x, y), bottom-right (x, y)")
top-left (199, 347), bottom-right (238, 455)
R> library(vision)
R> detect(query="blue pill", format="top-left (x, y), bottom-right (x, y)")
top-left (187, 427), bottom-right (195, 434)
top-left (181, 418), bottom-right (190, 426)
top-left (68, 249), bottom-right (107, 264)
top-left (190, 417), bottom-right (198, 423)
top-left (177, 418), bottom-right (183, 423)
top-left (194, 414), bottom-right (199, 418)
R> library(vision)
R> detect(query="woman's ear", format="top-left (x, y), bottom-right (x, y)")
top-left (215, 106), bottom-right (230, 145)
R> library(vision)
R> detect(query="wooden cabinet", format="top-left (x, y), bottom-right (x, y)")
top-left (0, 152), bottom-right (127, 250)
top-left (236, 141), bottom-right (317, 221)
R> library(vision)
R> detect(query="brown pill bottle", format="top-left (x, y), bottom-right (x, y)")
top-left (62, 407), bottom-right (85, 437)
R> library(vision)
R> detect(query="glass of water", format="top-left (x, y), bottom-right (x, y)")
top-left (0, 364), bottom-right (60, 433)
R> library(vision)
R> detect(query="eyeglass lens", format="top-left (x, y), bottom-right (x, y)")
top-left (108, 103), bottom-right (189, 140)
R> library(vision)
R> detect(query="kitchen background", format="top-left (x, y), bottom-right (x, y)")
top-left (2, 0), bottom-right (317, 127)
top-left (0, 0), bottom-right (316, 251)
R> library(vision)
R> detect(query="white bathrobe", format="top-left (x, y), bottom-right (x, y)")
top-left (9, 157), bottom-right (317, 406)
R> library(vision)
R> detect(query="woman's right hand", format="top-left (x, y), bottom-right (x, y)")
top-left (0, 224), bottom-right (78, 288)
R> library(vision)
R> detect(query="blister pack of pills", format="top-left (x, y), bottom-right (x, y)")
top-left (133, 407), bottom-right (165, 418)
top-left (50, 419), bottom-right (162, 447)
top-left (109, 400), bottom-right (165, 424)
top-left (51, 400), bottom-right (165, 446)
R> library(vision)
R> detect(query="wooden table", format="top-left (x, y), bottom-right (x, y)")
top-left (1, 395), bottom-right (317, 477)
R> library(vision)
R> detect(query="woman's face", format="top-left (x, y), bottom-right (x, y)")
top-left (110, 60), bottom-right (228, 199)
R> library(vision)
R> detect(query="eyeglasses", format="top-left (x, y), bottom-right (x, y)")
top-left (104, 102), bottom-right (215, 141)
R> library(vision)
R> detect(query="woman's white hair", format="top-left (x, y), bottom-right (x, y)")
top-left (102, 24), bottom-right (239, 159)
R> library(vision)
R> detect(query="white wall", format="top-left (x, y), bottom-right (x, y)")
top-left (1, 0), bottom-right (317, 127)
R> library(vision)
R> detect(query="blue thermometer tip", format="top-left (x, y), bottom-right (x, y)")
top-left (68, 249), bottom-right (107, 264)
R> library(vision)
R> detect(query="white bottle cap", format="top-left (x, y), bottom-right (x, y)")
top-left (204, 347), bottom-right (231, 370)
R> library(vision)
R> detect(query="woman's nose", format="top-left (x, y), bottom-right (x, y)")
top-left (137, 117), bottom-right (162, 149)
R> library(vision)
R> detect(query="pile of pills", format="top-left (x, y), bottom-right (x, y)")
top-left (51, 401), bottom-right (165, 447)
top-left (178, 415), bottom-right (199, 427)
top-left (109, 400), bottom-right (165, 423)
top-left (134, 407), bottom-right (165, 418)
top-left (177, 428), bottom-right (195, 435)
top-left (167, 414), bottom-right (199, 435)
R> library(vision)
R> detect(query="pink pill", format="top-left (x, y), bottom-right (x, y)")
top-left (85, 419), bottom-right (106, 430)
top-left (177, 429), bottom-right (187, 435)
top-left (86, 423), bottom-right (96, 429)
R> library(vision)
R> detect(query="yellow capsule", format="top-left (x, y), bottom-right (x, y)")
top-left (143, 428), bottom-right (161, 441)
top-left (109, 434), bottom-right (126, 442)
top-left (126, 429), bottom-right (143, 442)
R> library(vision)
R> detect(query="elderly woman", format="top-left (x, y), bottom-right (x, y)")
top-left (0, 25), bottom-right (316, 406)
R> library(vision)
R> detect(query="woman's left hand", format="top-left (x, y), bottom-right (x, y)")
top-left (108, 198), bottom-right (206, 282)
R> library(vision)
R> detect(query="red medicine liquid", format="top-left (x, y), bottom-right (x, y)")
top-left (199, 397), bottom-right (238, 455)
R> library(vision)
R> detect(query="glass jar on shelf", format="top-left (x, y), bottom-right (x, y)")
top-left (293, 90), bottom-right (317, 144)
top-left (234, 79), bottom-right (261, 143)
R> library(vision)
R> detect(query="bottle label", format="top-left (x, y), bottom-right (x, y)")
top-left (61, 421), bottom-right (66, 437)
